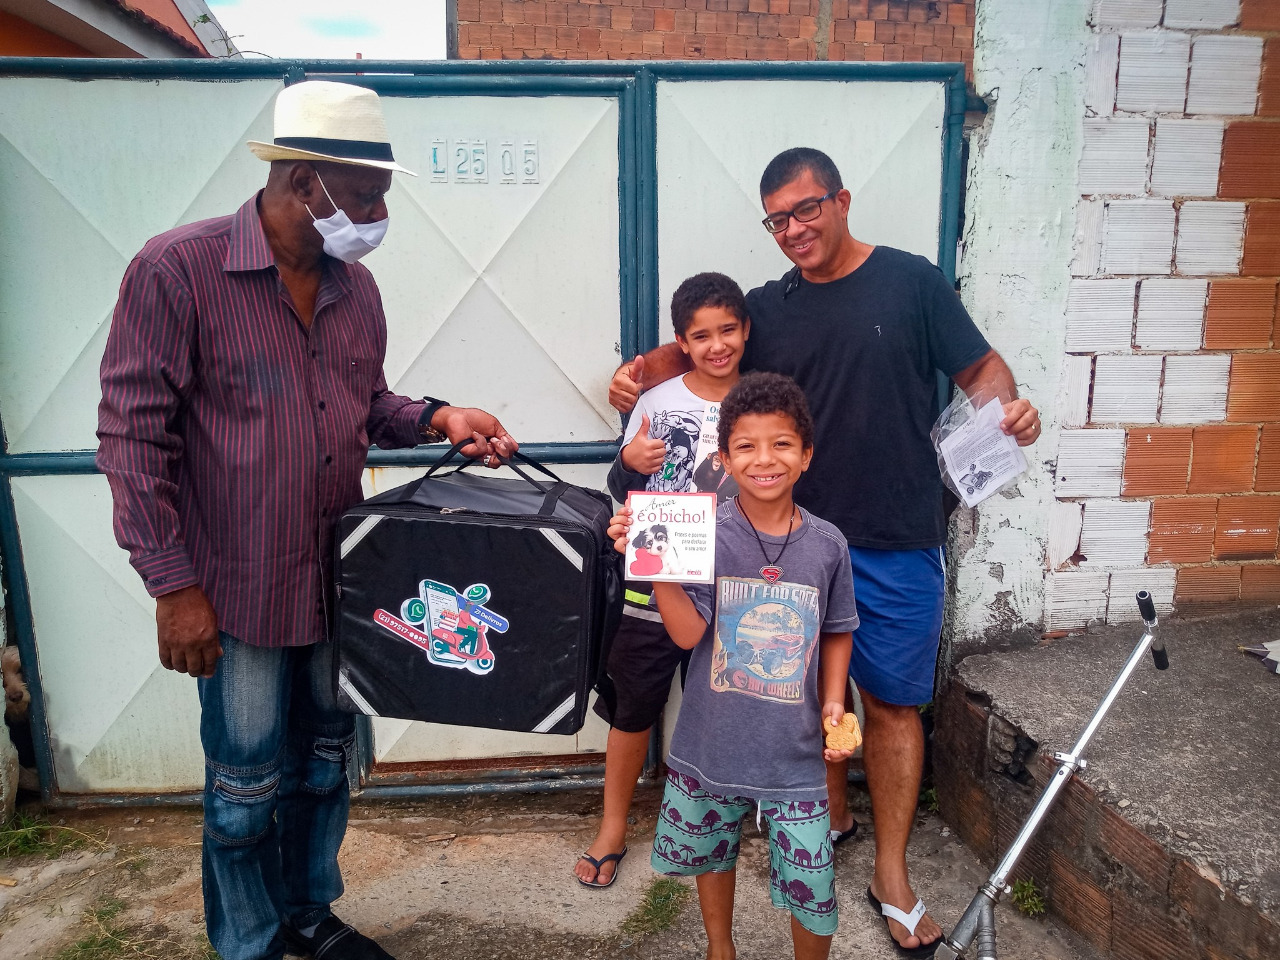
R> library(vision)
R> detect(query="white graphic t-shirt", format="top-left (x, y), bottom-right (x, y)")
top-left (621, 375), bottom-right (738, 498)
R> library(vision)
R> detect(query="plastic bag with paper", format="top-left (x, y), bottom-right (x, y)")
top-left (930, 395), bottom-right (1027, 508)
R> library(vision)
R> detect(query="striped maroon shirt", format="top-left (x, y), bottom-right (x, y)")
top-left (97, 194), bottom-right (426, 648)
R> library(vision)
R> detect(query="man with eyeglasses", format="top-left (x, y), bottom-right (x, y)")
top-left (609, 147), bottom-right (1040, 956)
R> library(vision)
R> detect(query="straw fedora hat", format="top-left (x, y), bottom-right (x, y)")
top-left (247, 80), bottom-right (415, 175)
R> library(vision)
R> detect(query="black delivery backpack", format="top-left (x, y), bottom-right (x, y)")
top-left (334, 442), bottom-right (623, 735)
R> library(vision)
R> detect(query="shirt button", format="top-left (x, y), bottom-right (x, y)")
top-left (325, 455), bottom-right (333, 464)
top-left (318, 401), bottom-right (326, 410)
top-left (321, 509), bottom-right (328, 517)
top-left (311, 350), bottom-right (318, 358)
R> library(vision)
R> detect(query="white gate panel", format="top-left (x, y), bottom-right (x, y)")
top-left (0, 82), bottom-right (625, 454)
top-left (11, 474), bottom-right (203, 793)
top-left (374, 96), bottom-right (623, 444)
top-left (656, 79), bottom-right (945, 342)
top-left (0, 78), bottom-right (281, 454)
top-left (370, 711), bottom-right (610, 765)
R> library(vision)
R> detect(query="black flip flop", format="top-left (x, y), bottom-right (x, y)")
top-left (576, 846), bottom-right (628, 889)
top-left (829, 822), bottom-right (859, 846)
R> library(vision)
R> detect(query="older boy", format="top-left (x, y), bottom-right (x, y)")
top-left (577, 272), bottom-right (749, 888)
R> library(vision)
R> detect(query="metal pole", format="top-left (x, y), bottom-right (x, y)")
top-left (935, 593), bottom-right (1164, 959)
top-left (986, 625), bottom-right (1155, 889)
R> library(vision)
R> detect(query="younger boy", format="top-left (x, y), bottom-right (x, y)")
top-left (575, 272), bottom-right (750, 888)
top-left (608, 372), bottom-right (859, 960)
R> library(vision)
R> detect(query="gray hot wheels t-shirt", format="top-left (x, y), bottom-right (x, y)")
top-left (666, 500), bottom-right (859, 801)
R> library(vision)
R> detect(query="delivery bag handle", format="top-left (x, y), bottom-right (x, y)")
top-left (416, 440), bottom-right (571, 516)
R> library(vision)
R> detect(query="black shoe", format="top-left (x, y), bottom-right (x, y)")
top-left (281, 916), bottom-right (396, 960)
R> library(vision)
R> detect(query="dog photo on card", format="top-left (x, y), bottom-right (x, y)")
top-left (625, 492), bottom-right (716, 584)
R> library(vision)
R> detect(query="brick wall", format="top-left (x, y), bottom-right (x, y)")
top-left (451, 0), bottom-right (973, 72)
top-left (1048, 0), bottom-right (1280, 628)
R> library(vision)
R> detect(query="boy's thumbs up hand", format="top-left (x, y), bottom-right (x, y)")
top-left (621, 414), bottom-right (667, 475)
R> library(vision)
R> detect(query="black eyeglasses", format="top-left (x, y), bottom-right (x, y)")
top-left (761, 191), bottom-right (837, 234)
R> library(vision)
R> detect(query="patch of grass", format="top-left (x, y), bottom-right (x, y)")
top-left (54, 898), bottom-right (202, 960)
top-left (56, 900), bottom-right (129, 960)
top-left (1010, 877), bottom-right (1046, 919)
top-left (621, 876), bottom-right (693, 938)
top-left (919, 787), bottom-right (939, 813)
top-left (121, 854), bottom-right (150, 875)
top-left (0, 812), bottom-right (97, 858)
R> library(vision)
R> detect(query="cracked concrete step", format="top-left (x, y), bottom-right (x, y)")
top-left (937, 604), bottom-right (1280, 960)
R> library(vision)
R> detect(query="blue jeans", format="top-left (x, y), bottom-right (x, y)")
top-left (198, 633), bottom-right (355, 960)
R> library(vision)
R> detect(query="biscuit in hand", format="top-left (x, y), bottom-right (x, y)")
top-left (824, 713), bottom-right (863, 752)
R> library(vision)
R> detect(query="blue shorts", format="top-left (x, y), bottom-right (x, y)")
top-left (847, 546), bottom-right (945, 707)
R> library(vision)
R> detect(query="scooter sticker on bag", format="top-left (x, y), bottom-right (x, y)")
top-left (375, 580), bottom-right (509, 675)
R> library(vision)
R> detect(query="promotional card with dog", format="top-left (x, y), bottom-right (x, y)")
top-left (626, 492), bottom-right (717, 584)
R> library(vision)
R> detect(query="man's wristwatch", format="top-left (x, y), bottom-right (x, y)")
top-left (418, 396), bottom-right (450, 444)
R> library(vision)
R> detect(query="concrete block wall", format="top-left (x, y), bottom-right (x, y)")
top-left (450, 0), bottom-right (973, 71)
top-left (1048, 0), bottom-right (1280, 628)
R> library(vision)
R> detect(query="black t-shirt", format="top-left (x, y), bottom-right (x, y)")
top-left (743, 246), bottom-right (990, 550)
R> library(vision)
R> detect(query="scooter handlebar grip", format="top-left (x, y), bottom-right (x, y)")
top-left (1152, 646), bottom-right (1169, 671)
top-left (1136, 590), bottom-right (1157, 622)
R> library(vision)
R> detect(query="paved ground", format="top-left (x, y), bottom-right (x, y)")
top-left (1, 783), bottom-right (1102, 959)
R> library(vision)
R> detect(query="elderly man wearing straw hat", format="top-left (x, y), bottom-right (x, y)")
top-left (97, 81), bottom-right (512, 960)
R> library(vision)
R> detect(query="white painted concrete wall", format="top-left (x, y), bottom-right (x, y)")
top-left (949, 0), bottom-right (1092, 642)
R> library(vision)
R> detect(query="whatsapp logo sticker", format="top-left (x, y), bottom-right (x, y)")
top-left (404, 598), bottom-right (427, 623)
top-left (465, 583), bottom-right (490, 604)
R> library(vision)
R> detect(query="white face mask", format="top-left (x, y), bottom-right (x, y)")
top-left (305, 171), bottom-right (388, 263)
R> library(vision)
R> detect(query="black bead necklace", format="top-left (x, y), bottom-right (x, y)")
top-left (735, 496), bottom-right (796, 584)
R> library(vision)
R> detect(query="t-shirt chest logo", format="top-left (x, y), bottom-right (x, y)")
top-left (710, 576), bottom-right (820, 704)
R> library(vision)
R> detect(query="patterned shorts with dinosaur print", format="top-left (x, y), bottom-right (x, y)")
top-left (650, 770), bottom-right (838, 936)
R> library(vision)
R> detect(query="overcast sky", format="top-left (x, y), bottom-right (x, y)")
top-left (206, 0), bottom-right (447, 60)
